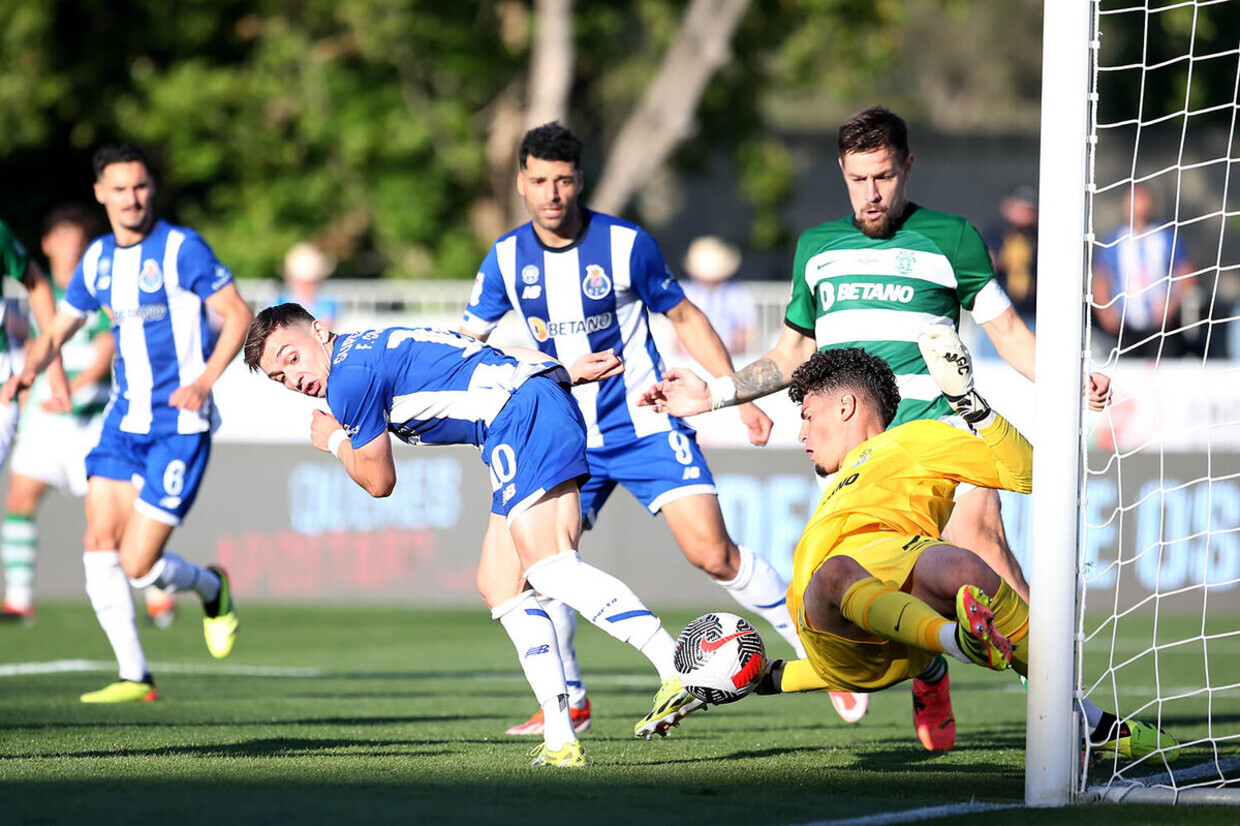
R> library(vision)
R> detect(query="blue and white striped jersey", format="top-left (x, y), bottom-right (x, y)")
top-left (327, 327), bottom-right (567, 450)
top-left (460, 209), bottom-right (689, 448)
top-left (62, 220), bottom-right (233, 436)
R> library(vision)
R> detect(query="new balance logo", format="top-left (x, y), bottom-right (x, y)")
top-left (682, 467), bottom-right (701, 480)
top-left (521, 285), bottom-right (542, 300)
top-left (524, 644), bottom-right (551, 658)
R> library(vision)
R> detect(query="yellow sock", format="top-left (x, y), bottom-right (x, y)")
top-left (780, 658), bottom-right (835, 693)
top-left (988, 580), bottom-right (1029, 677)
top-left (839, 576), bottom-right (950, 653)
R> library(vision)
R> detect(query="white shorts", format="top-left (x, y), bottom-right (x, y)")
top-left (10, 408), bottom-right (104, 496)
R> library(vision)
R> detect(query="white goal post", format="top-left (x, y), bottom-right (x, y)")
top-left (1029, 0), bottom-right (1240, 807)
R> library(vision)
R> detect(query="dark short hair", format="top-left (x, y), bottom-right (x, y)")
top-left (92, 143), bottom-right (151, 181)
top-left (519, 122), bottom-right (583, 170)
top-left (42, 203), bottom-right (100, 238)
top-left (244, 303), bottom-right (316, 373)
top-left (788, 347), bottom-right (901, 428)
top-left (838, 107), bottom-right (910, 163)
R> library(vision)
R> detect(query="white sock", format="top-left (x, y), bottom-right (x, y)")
top-left (939, 624), bottom-right (969, 664)
top-left (717, 546), bottom-right (806, 658)
top-left (492, 591), bottom-right (573, 747)
top-left (541, 695), bottom-right (575, 752)
top-left (1080, 697), bottom-right (1104, 729)
top-left (130, 552), bottom-right (220, 603)
top-left (1, 515), bottom-right (36, 611)
top-left (83, 551), bottom-right (147, 683)
top-left (524, 551), bottom-right (677, 682)
top-left (540, 596), bottom-right (587, 708)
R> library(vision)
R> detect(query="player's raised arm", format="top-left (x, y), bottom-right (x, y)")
top-left (642, 324), bottom-right (816, 417)
top-left (917, 323), bottom-right (1032, 493)
top-left (663, 297), bottom-right (772, 445)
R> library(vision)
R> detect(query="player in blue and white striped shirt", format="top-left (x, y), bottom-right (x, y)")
top-left (461, 123), bottom-right (817, 735)
top-left (3, 144), bottom-right (253, 702)
top-left (246, 304), bottom-right (706, 764)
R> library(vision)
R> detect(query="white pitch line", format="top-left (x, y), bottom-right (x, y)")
top-left (0, 660), bottom-right (657, 685)
top-left (1122, 756), bottom-right (1240, 787)
top-left (784, 801), bottom-right (1022, 826)
top-left (0, 660), bottom-right (327, 678)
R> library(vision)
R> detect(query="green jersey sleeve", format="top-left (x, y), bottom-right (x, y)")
top-left (952, 220), bottom-right (997, 311)
top-left (784, 228), bottom-right (819, 336)
top-left (0, 220), bottom-right (30, 283)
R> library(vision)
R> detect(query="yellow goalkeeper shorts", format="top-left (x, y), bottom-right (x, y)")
top-left (790, 533), bottom-right (944, 693)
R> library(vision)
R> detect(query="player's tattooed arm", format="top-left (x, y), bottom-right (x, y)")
top-left (732, 358), bottom-right (791, 403)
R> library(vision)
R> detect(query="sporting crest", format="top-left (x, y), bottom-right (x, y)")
top-left (521, 264), bottom-right (540, 285)
top-left (894, 251), bottom-right (916, 275)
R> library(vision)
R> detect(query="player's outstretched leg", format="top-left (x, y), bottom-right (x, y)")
top-left (520, 550), bottom-right (703, 738)
top-left (953, 585), bottom-right (1011, 671)
top-left (506, 597), bottom-right (591, 736)
top-left (717, 544), bottom-right (869, 725)
top-left (911, 655), bottom-right (954, 751)
top-left (82, 550), bottom-right (157, 702)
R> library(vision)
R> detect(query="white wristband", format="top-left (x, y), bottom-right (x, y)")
top-left (707, 375), bottom-right (738, 411)
top-left (327, 428), bottom-right (349, 460)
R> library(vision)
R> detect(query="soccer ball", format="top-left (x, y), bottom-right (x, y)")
top-left (674, 612), bottom-right (766, 704)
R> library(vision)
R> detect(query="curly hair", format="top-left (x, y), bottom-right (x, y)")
top-left (243, 302), bottom-right (315, 373)
top-left (519, 122), bottom-right (583, 170)
top-left (838, 106), bottom-right (909, 163)
top-left (788, 347), bottom-right (901, 427)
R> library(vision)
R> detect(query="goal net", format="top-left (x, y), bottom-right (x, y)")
top-left (1029, 0), bottom-right (1240, 806)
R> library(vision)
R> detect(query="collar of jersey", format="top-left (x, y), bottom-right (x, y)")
top-left (529, 207), bottom-right (594, 253)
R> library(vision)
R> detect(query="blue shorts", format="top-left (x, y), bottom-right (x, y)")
top-left (580, 430), bottom-right (716, 529)
top-left (484, 377), bottom-right (590, 521)
top-left (85, 428), bottom-right (212, 526)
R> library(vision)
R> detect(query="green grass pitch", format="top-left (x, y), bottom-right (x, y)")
top-left (2, 604), bottom-right (1237, 825)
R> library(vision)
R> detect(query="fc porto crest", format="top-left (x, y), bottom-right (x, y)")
top-left (139, 259), bottom-right (164, 293)
top-left (521, 265), bottom-right (540, 285)
top-left (582, 264), bottom-right (612, 300)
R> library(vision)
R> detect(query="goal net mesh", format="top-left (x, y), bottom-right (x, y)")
top-left (1079, 0), bottom-right (1240, 800)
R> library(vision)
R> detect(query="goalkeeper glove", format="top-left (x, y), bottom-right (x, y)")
top-left (917, 323), bottom-right (992, 426)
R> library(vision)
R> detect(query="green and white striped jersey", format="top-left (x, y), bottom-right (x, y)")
top-left (0, 219), bottom-right (31, 358)
top-left (785, 204), bottom-right (1012, 426)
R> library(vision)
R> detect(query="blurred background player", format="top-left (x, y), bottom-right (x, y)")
top-left (977, 185), bottom-right (1038, 358)
top-left (0, 216), bottom-right (71, 621)
top-left (459, 122), bottom-right (848, 736)
top-left (0, 206), bottom-right (174, 625)
top-left (275, 241), bottom-right (339, 328)
top-left (1091, 183), bottom-right (1196, 359)
top-left (2, 143), bottom-right (252, 701)
top-left (675, 236), bottom-right (758, 356)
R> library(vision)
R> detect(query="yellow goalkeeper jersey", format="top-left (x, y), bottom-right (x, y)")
top-left (792, 415), bottom-right (1033, 598)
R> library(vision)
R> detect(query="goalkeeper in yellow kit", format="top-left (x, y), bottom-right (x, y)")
top-left (756, 325), bottom-right (1177, 763)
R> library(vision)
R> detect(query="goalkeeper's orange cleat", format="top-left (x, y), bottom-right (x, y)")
top-left (506, 699), bottom-right (592, 736)
top-left (913, 672), bottom-right (956, 751)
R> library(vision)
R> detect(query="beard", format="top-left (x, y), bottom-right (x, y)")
top-left (857, 208), bottom-right (895, 239)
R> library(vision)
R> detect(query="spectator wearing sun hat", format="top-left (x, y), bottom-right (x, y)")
top-left (679, 236), bottom-right (757, 356)
top-left (274, 242), bottom-right (340, 327)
